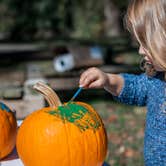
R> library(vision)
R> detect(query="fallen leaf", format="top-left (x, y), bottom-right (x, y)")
top-left (108, 114), bottom-right (118, 123)
top-left (123, 148), bottom-right (135, 158)
top-left (109, 133), bottom-right (122, 145)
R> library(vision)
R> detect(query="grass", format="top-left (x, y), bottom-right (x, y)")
top-left (89, 99), bottom-right (146, 166)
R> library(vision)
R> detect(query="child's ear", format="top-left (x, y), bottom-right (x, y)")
top-left (140, 58), bottom-right (157, 77)
top-left (145, 63), bottom-right (157, 77)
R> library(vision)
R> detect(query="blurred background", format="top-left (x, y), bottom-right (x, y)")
top-left (0, 0), bottom-right (145, 165)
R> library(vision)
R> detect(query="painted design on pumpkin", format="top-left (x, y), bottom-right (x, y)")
top-left (0, 102), bottom-right (11, 112)
top-left (47, 102), bottom-right (102, 132)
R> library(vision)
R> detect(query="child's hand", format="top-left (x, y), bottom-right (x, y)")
top-left (79, 67), bottom-right (108, 89)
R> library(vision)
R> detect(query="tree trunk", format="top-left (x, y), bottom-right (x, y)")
top-left (103, 0), bottom-right (121, 36)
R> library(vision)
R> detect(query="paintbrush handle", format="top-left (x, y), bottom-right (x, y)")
top-left (70, 87), bottom-right (83, 101)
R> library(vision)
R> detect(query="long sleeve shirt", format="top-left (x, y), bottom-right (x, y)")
top-left (114, 73), bottom-right (166, 166)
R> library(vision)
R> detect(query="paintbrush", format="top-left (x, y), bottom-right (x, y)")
top-left (69, 87), bottom-right (83, 102)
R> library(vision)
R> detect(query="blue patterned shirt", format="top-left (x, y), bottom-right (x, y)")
top-left (114, 73), bottom-right (166, 166)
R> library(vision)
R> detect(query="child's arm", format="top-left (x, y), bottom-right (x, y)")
top-left (103, 73), bottom-right (124, 96)
top-left (79, 67), bottom-right (124, 96)
top-left (113, 73), bottom-right (148, 106)
top-left (80, 67), bottom-right (148, 106)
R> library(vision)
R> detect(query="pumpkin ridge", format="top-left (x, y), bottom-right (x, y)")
top-left (64, 122), bottom-right (72, 166)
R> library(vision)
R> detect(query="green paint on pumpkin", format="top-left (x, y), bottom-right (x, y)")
top-left (47, 102), bottom-right (101, 132)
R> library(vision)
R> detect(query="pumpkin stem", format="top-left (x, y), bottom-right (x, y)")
top-left (33, 82), bottom-right (62, 107)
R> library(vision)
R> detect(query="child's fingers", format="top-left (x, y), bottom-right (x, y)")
top-left (80, 73), bottom-right (97, 87)
top-left (79, 73), bottom-right (87, 86)
top-left (88, 80), bottom-right (104, 88)
top-left (79, 68), bottom-right (95, 86)
top-left (82, 74), bottom-right (98, 88)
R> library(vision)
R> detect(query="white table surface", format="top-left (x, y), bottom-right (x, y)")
top-left (0, 159), bottom-right (23, 166)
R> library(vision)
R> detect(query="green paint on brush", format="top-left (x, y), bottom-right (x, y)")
top-left (47, 102), bottom-right (101, 132)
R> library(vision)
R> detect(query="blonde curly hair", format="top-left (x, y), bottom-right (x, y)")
top-left (125, 0), bottom-right (166, 79)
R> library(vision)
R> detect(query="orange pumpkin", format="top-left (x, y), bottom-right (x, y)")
top-left (16, 82), bottom-right (107, 166)
top-left (0, 102), bottom-right (17, 159)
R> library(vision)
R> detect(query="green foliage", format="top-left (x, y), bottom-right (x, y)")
top-left (0, 2), bottom-right (13, 34)
top-left (71, 0), bottom-right (104, 38)
top-left (112, 0), bottom-right (129, 9)
top-left (1, 0), bottom-right (73, 40)
top-left (0, 0), bottom-right (129, 41)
